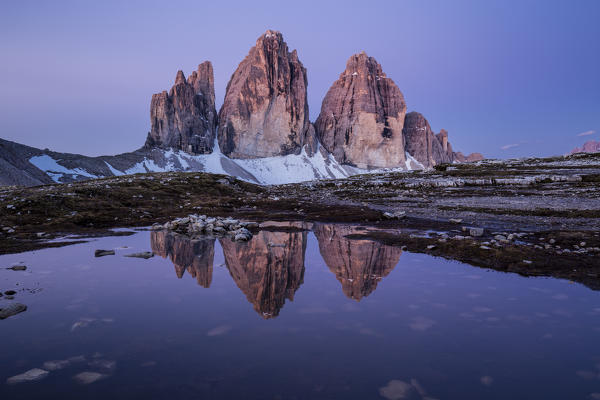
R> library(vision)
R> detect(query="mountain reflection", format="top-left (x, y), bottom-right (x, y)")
top-left (151, 231), bottom-right (215, 288)
top-left (313, 224), bottom-right (402, 301)
top-left (150, 223), bottom-right (403, 317)
top-left (220, 229), bottom-right (307, 318)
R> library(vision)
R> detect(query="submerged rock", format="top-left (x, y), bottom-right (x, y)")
top-left (6, 368), bottom-right (48, 384)
top-left (0, 303), bottom-right (26, 320)
top-left (73, 371), bottom-right (107, 385)
top-left (124, 252), bottom-right (154, 259)
top-left (94, 249), bottom-right (115, 257)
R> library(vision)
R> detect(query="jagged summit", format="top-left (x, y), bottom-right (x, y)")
top-left (315, 52), bottom-right (407, 169)
top-left (145, 61), bottom-right (217, 155)
top-left (217, 29), bottom-right (314, 159)
top-left (1, 30), bottom-right (484, 187)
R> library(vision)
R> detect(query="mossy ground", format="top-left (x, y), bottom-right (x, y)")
top-left (1, 154), bottom-right (598, 289)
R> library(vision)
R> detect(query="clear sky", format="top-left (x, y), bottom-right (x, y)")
top-left (1, 0), bottom-right (598, 158)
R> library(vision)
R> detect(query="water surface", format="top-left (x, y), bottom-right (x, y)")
top-left (1, 224), bottom-right (599, 399)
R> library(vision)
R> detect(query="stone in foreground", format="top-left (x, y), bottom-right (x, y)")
top-left (0, 302), bottom-right (27, 320)
top-left (6, 368), bottom-right (48, 384)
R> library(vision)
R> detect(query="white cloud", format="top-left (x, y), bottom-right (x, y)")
top-left (500, 143), bottom-right (519, 150)
top-left (577, 130), bottom-right (595, 137)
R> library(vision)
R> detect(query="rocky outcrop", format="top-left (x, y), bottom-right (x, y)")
top-left (435, 129), bottom-right (455, 163)
top-left (145, 61), bottom-right (217, 154)
top-left (315, 52), bottom-right (407, 169)
top-left (219, 229), bottom-right (307, 318)
top-left (453, 151), bottom-right (484, 163)
top-left (218, 30), bottom-right (313, 159)
top-left (313, 224), bottom-right (402, 300)
top-left (571, 140), bottom-right (600, 155)
top-left (402, 112), bottom-right (449, 167)
top-left (151, 231), bottom-right (215, 287)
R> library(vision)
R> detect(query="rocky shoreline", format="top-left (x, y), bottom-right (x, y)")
top-left (0, 152), bottom-right (598, 289)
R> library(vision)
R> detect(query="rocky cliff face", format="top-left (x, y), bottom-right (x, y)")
top-left (313, 224), bottom-right (402, 300)
top-left (145, 61), bottom-right (217, 154)
top-left (151, 231), bottom-right (215, 287)
top-left (402, 112), bottom-right (449, 167)
top-left (219, 229), bottom-right (307, 318)
top-left (218, 30), bottom-right (313, 159)
top-left (314, 52), bottom-right (407, 169)
top-left (571, 140), bottom-right (600, 155)
top-left (453, 151), bottom-right (484, 163)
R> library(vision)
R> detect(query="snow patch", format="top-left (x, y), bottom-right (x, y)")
top-left (104, 161), bottom-right (124, 176)
top-left (29, 155), bottom-right (98, 183)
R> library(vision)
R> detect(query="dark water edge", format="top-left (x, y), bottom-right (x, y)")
top-left (1, 226), bottom-right (599, 399)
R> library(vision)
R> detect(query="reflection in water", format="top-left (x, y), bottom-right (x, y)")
top-left (220, 230), bottom-right (307, 318)
top-left (151, 224), bottom-right (403, 316)
top-left (151, 231), bottom-right (215, 288)
top-left (313, 224), bottom-right (402, 300)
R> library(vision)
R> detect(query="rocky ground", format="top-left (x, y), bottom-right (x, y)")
top-left (0, 152), bottom-right (599, 289)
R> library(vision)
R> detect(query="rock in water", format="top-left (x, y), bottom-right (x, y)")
top-left (7, 265), bottom-right (27, 271)
top-left (0, 303), bottom-right (27, 319)
top-left (94, 249), bottom-right (115, 257)
top-left (403, 112), bottom-right (451, 167)
top-left (73, 371), bottom-right (106, 385)
top-left (314, 52), bottom-right (407, 169)
top-left (145, 61), bottom-right (217, 154)
top-left (218, 30), bottom-right (313, 158)
top-left (124, 252), bottom-right (154, 259)
top-left (6, 368), bottom-right (48, 384)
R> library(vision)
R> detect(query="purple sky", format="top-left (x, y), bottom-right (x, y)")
top-left (1, 0), bottom-right (598, 158)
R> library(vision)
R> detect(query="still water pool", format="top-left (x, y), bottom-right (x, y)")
top-left (1, 224), bottom-right (599, 399)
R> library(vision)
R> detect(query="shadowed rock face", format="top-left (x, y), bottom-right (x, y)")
top-left (313, 224), bottom-right (402, 300)
top-left (146, 61), bottom-right (217, 155)
top-left (218, 30), bottom-right (313, 159)
top-left (403, 112), bottom-right (450, 168)
top-left (151, 231), bottom-right (215, 287)
top-left (315, 52), bottom-right (407, 169)
top-left (219, 229), bottom-right (307, 318)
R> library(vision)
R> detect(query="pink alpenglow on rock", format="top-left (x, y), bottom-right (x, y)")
top-left (315, 52), bottom-right (407, 169)
top-left (218, 30), bottom-right (315, 159)
top-left (145, 61), bottom-right (217, 155)
top-left (571, 140), bottom-right (600, 155)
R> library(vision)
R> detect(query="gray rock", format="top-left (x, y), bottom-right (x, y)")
top-left (469, 227), bottom-right (484, 237)
top-left (494, 235), bottom-right (507, 241)
top-left (7, 265), bottom-right (27, 271)
top-left (43, 359), bottom-right (71, 371)
top-left (234, 233), bottom-right (251, 241)
top-left (6, 368), bottom-right (49, 384)
top-left (124, 252), bottom-right (154, 259)
top-left (0, 303), bottom-right (27, 319)
top-left (94, 249), bottom-right (115, 257)
top-left (449, 218), bottom-right (463, 224)
top-left (73, 371), bottom-right (106, 385)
